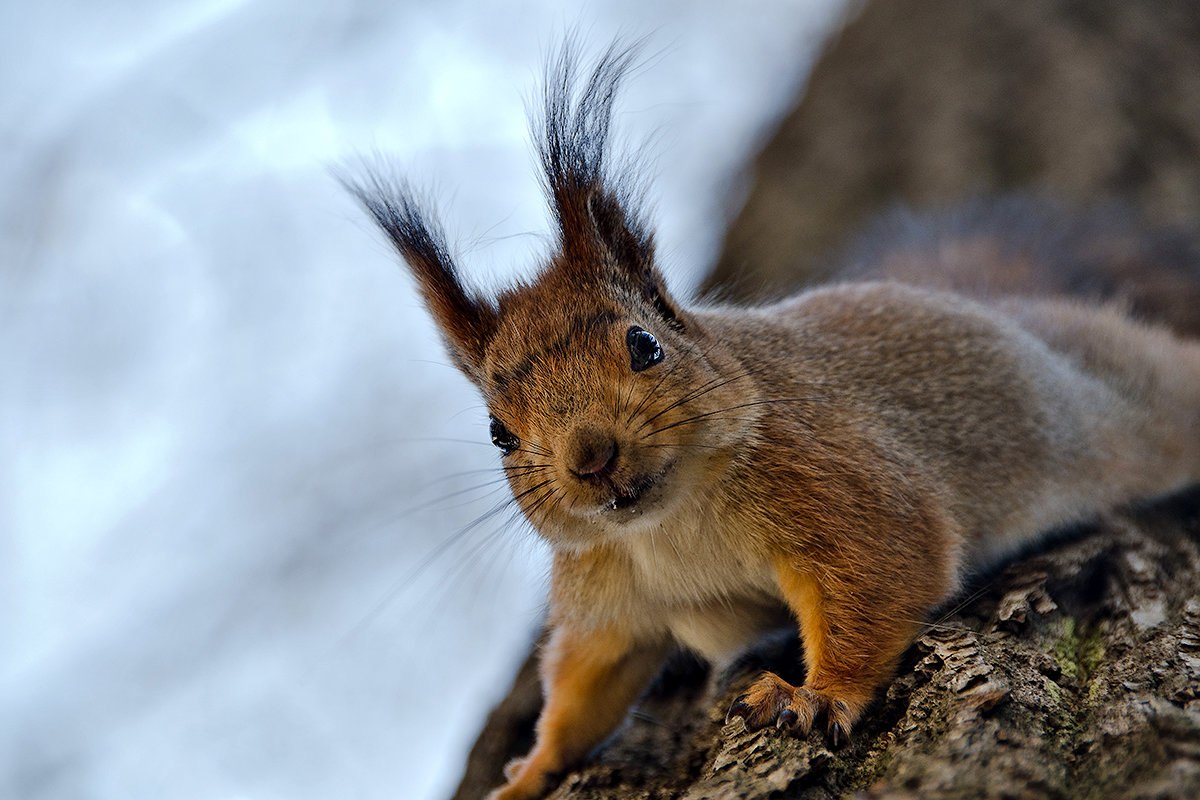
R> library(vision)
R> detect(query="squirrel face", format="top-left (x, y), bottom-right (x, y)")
top-left (342, 45), bottom-right (758, 550)
top-left (477, 254), bottom-right (750, 549)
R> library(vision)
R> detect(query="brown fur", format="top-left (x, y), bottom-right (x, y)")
top-left (345, 44), bottom-right (1200, 800)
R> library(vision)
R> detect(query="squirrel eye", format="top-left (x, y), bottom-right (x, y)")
top-left (626, 326), bottom-right (664, 372)
top-left (489, 415), bottom-right (520, 455)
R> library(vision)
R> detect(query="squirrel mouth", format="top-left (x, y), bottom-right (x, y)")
top-left (607, 486), bottom-right (645, 511)
top-left (602, 461), bottom-right (674, 513)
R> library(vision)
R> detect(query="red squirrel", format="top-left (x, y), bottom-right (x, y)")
top-left (344, 43), bottom-right (1200, 800)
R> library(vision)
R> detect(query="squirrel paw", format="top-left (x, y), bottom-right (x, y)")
top-left (501, 756), bottom-right (529, 782)
top-left (725, 671), bottom-right (854, 745)
top-left (483, 756), bottom-right (550, 800)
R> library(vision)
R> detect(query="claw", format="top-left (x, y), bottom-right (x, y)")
top-left (725, 694), bottom-right (750, 724)
top-left (725, 673), bottom-right (860, 742)
top-left (829, 721), bottom-right (848, 748)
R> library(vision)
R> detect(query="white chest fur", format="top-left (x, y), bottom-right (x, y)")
top-left (621, 511), bottom-right (787, 663)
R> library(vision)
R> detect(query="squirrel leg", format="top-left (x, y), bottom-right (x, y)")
top-left (727, 557), bottom-right (927, 744)
top-left (488, 624), bottom-right (670, 800)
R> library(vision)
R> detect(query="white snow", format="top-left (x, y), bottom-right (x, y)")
top-left (0, 1), bottom-right (844, 798)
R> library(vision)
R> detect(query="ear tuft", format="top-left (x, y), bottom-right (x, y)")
top-left (538, 38), bottom-right (653, 265)
top-left (340, 168), bottom-right (497, 384)
top-left (586, 190), bottom-right (653, 271)
top-left (538, 39), bottom-right (682, 328)
top-left (587, 189), bottom-right (683, 331)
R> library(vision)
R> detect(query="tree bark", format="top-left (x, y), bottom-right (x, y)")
top-left (451, 1), bottom-right (1200, 797)
top-left (702, 0), bottom-right (1200, 300)
top-left (453, 498), bottom-right (1200, 800)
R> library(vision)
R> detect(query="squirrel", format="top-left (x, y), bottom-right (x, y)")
top-left (344, 43), bottom-right (1200, 800)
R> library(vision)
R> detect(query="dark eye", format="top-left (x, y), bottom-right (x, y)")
top-left (626, 326), bottom-right (664, 372)
top-left (489, 415), bottom-right (520, 455)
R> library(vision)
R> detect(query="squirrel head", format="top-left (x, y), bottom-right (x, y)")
top-left (346, 42), bottom-right (755, 549)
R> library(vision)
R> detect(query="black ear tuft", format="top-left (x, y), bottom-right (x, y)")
top-left (538, 39), bottom-right (682, 329)
top-left (586, 190), bottom-right (653, 274)
top-left (340, 168), bottom-right (497, 384)
top-left (538, 39), bottom-right (653, 266)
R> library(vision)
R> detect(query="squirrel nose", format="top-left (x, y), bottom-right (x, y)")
top-left (568, 429), bottom-right (618, 481)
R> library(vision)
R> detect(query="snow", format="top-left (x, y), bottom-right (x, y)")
top-left (0, 1), bottom-right (843, 798)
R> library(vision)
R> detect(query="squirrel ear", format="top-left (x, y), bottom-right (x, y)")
top-left (586, 189), bottom-right (653, 274)
top-left (343, 173), bottom-right (497, 385)
top-left (537, 41), bottom-right (682, 329)
top-left (587, 190), bottom-right (684, 330)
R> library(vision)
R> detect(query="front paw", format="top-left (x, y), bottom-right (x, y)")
top-left (485, 756), bottom-right (554, 800)
top-left (502, 756), bottom-right (528, 782)
top-left (725, 671), bottom-right (855, 745)
top-left (485, 778), bottom-right (543, 800)
top-left (484, 784), bottom-right (538, 800)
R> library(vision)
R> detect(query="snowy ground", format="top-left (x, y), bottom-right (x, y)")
top-left (1, 2), bottom-right (843, 798)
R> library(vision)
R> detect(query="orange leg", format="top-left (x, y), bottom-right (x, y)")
top-left (727, 557), bottom-right (927, 744)
top-left (488, 624), bottom-right (669, 800)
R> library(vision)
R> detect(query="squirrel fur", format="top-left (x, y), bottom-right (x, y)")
top-left (345, 43), bottom-right (1200, 800)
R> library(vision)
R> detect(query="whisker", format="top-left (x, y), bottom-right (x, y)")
top-left (534, 488), bottom-right (569, 525)
top-left (406, 479), bottom-right (518, 514)
top-left (646, 417), bottom-right (759, 435)
top-left (330, 481), bottom-right (547, 648)
top-left (400, 437), bottom-right (499, 448)
top-left (926, 579), bottom-right (1001, 630)
top-left (624, 329), bottom-right (739, 427)
top-left (503, 462), bottom-right (555, 473)
top-left (522, 484), bottom-right (561, 522)
top-left (438, 520), bottom-right (507, 589)
top-left (519, 437), bottom-right (554, 459)
top-left (509, 477), bottom-right (556, 506)
top-left (913, 619), bottom-right (982, 635)
top-left (662, 526), bottom-right (685, 563)
top-left (643, 397), bottom-right (819, 438)
top-left (405, 461), bottom-right (553, 513)
top-left (636, 363), bottom-right (774, 433)
top-left (424, 466), bottom-right (509, 483)
top-left (624, 334), bottom-right (718, 425)
top-left (619, 368), bottom-right (638, 420)
top-left (628, 336), bottom-right (726, 423)
top-left (640, 442), bottom-right (726, 451)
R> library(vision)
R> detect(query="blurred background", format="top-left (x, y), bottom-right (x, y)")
top-left (0, 2), bottom-right (847, 798)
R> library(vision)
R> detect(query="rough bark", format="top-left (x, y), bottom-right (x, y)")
top-left (453, 497), bottom-right (1200, 800)
top-left (451, 1), bottom-right (1200, 797)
